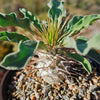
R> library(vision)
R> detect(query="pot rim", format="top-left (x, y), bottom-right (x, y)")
top-left (0, 70), bottom-right (14, 100)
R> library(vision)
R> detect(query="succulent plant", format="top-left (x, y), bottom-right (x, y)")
top-left (0, 0), bottom-right (100, 73)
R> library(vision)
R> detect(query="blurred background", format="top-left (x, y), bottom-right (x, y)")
top-left (0, 0), bottom-right (100, 81)
top-left (0, 0), bottom-right (100, 14)
top-left (0, 0), bottom-right (100, 18)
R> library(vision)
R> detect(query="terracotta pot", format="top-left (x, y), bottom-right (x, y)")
top-left (0, 71), bottom-right (15, 100)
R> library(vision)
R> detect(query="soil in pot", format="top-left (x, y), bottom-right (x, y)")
top-left (2, 51), bottom-right (100, 100)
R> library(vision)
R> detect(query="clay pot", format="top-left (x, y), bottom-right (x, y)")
top-left (0, 71), bottom-right (15, 100)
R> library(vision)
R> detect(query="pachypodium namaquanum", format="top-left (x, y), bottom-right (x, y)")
top-left (0, 0), bottom-right (100, 73)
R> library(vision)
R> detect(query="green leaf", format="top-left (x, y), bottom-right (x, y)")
top-left (66, 52), bottom-right (92, 73)
top-left (62, 35), bottom-right (100, 64)
top-left (65, 15), bottom-right (100, 36)
top-left (38, 41), bottom-right (46, 49)
top-left (48, 0), bottom-right (66, 24)
top-left (0, 36), bottom-right (9, 41)
top-left (64, 16), bottom-right (83, 34)
top-left (20, 8), bottom-right (42, 30)
top-left (0, 40), bottom-right (38, 70)
top-left (61, 36), bottom-right (76, 48)
top-left (0, 31), bottom-right (29, 43)
top-left (76, 36), bottom-right (89, 53)
top-left (0, 13), bottom-right (31, 31)
top-left (62, 36), bottom-right (87, 55)
top-left (62, 34), bottom-right (100, 55)
top-left (87, 49), bottom-right (100, 64)
top-left (76, 34), bottom-right (100, 55)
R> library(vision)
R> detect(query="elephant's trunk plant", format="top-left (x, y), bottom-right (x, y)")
top-left (0, 0), bottom-right (100, 75)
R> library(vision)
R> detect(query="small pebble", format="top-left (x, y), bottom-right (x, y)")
top-left (7, 53), bottom-right (100, 100)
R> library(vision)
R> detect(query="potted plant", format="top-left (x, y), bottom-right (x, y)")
top-left (0, 0), bottom-right (100, 99)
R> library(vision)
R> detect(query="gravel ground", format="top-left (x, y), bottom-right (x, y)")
top-left (7, 51), bottom-right (100, 100)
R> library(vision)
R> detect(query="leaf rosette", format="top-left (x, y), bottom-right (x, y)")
top-left (0, 0), bottom-right (100, 73)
